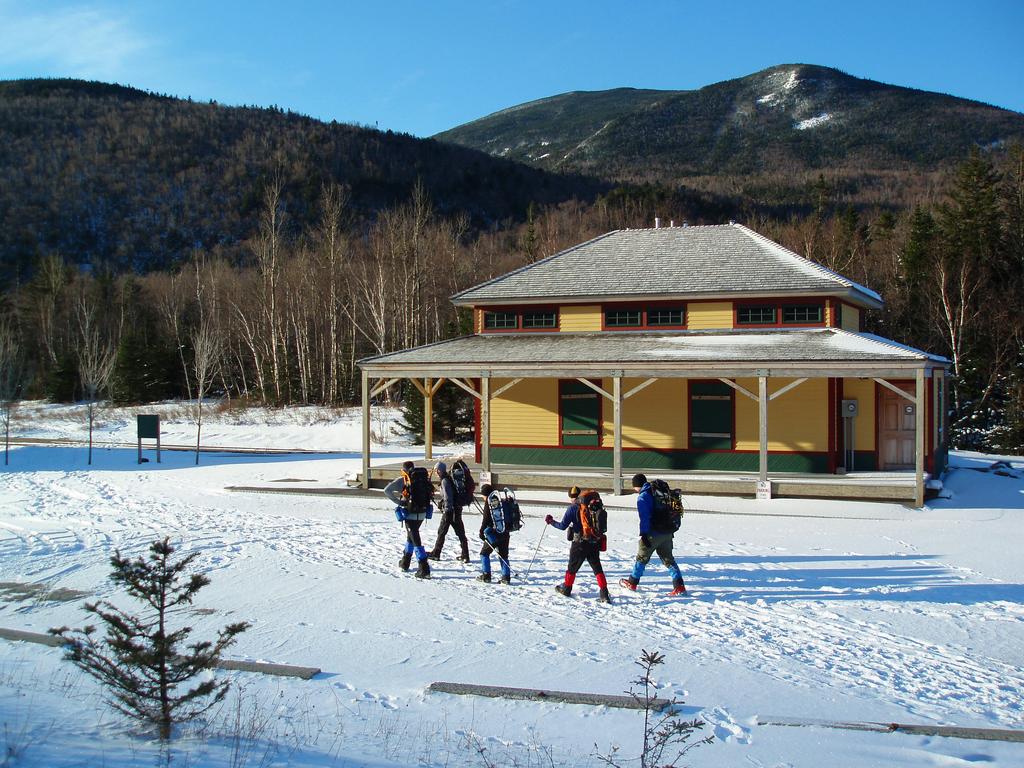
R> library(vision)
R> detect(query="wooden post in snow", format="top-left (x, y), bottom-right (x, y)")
top-left (758, 376), bottom-right (768, 484)
top-left (613, 376), bottom-right (623, 495)
top-left (361, 369), bottom-right (371, 490)
top-left (481, 377), bottom-right (491, 472)
top-left (915, 368), bottom-right (926, 507)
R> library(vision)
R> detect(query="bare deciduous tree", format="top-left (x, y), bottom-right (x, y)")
top-left (75, 290), bottom-right (117, 466)
top-left (0, 317), bottom-right (24, 465)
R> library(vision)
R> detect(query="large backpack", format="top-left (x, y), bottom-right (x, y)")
top-left (487, 488), bottom-right (523, 534)
top-left (450, 459), bottom-right (476, 506)
top-left (402, 467), bottom-right (434, 514)
top-left (649, 479), bottom-right (683, 533)
top-left (577, 489), bottom-right (607, 542)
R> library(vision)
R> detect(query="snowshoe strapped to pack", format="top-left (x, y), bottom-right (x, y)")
top-left (402, 467), bottom-right (434, 514)
top-left (487, 488), bottom-right (523, 534)
top-left (577, 489), bottom-right (607, 542)
top-left (649, 479), bottom-right (684, 533)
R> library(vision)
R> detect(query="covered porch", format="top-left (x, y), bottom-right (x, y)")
top-left (358, 329), bottom-right (950, 506)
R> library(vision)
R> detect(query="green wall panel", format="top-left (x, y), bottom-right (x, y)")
top-left (491, 447), bottom-right (830, 473)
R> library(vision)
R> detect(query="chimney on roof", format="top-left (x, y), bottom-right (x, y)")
top-left (683, 221), bottom-right (689, 228)
top-left (729, 219), bottom-right (736, 225)
top-left (654, 217), bottom-right (661, 229)
top-left (669, 220), bottom-right (675, 228)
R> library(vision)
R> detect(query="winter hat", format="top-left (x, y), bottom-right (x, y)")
top-left (402, 461), bottom-right (415, 472)
top-left (568, 485), bottom-right (581, 499)
top-left (631, 473), bottom-right (648, 489)
top-left (434, 461), bottom-right (447, 475)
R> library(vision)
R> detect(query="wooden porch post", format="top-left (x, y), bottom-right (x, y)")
top-left (361, 368), bottom-right (371, 490)
top-left (424, 378), bottom-right (433, 462)
top-left (758, 375), bottom-right (768, 484)
top-left (613, 376), bottom-right (623, 495)
top-left (481, 376), bottom-right (491, 472)
top-left (915, 368), bottom-right (926, 507)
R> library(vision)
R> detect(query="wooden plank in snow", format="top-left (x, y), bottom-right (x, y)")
top-left (758, 716), bottom-right (1024, 743)
top-left (0, 627), bottom-right (320, 680)
top-left (428, 681), bottom-right (669, 711)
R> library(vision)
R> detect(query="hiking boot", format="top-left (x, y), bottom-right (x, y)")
top-left (669, 578), bottom-right (686, 596)
top-left (619, 577), bottom-right (638, 591)
top-left (476, 572), bottom-right (492, 583)
top-left (399, 552), bottom-right (412, 572)
top-left (426, 550), bottom-right (441, 561)
top-left (499, 575), bottom-right (511, 585)
top-left (415, 559), bottom-right (431, 579)
top-left (457, 544), bottom-right (471, 563)
top-left (555, 583), bottom-right (572, 597)
top-left (598, 588), bottom-right (612, 603)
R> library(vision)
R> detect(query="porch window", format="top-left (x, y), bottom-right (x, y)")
top-left (605, 309), bottom-right (642, 327)
top-left (689, 381), bottom-right (734, 450)
top-left (484, 311), bottom-right (518, 330)
top-left (647, 307), bottom-right (686, 326)
top-left (782, 304), bottom-right (824, 324)
top-left (737, 305), bottom-right (777, 325)
top-left (522, 311), bottom-right (558, 329)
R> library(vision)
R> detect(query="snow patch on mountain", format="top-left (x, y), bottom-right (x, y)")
top-left (795, 113), bottom-right (832, 130)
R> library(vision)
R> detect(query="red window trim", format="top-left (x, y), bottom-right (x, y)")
top-left (733, 298), bottom-right (827, 329)
top-left (480, 306), bottom-right (560, 333)
top-left (600, 300), bottom-right (688, 331)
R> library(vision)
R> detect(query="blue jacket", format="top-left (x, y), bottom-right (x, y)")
top-left (550, 503), bottom-right (581, 535)
top-left (635, 482), bottom-right (655, 535)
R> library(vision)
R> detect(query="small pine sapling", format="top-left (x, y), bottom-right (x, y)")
top-left (51, 538), bottom-right (249, 740)
top-left (596, 649), bottom-right (712, 768)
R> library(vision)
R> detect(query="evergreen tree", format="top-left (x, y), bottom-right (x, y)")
top-left (45, 349), bottom-right (78, 402)
top-left (51, 538), bottom-right (249, 740)
top-left (936, 150), bottom-right (1004, 447)
top-left (110, 327), bottom-right (176, 405)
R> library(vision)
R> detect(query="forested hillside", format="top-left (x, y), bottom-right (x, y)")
top-left (0, 78), bottom-right (601, 277)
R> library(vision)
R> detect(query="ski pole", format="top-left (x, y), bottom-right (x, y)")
top-left (523, 522), bottom-right (548, 581)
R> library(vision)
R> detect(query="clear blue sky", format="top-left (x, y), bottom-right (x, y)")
top-left (2, 0), bottom-right (1022, 137)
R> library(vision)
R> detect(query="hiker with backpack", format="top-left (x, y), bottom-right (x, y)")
top-left (545, 487), bottom-right (611, 603)
top-left (427, 460), bottom-right (471, 563)
top-left (619, 473), bottom-right (686, 596)
top-left (383, 460), bottom-right (435, 579)
top-left (476, 483), bottom-right (521, 584)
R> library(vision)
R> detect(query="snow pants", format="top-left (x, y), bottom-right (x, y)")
top-left (632, 531), bottom-right (681, 582)
top-left (480, 531), bottom-right (511, 578)
top-left (567, 539), bottom-right (604, 576)
top-left (432, 506), bottom-right (467, 553)
top-left (404, 519), bottom-right (424, 550)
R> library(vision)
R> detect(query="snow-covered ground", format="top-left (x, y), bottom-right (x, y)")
top-left (1, 403), bottom-right (1023, 766)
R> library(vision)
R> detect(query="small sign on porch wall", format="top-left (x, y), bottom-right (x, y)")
top-left (756, 480), bottom-right (772, 500)
top-left (480, 471), bottom-right (492, 485)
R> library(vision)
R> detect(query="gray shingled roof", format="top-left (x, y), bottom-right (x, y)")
top-left (360, 329), bottom-right (947, 372)
top-left (451, 223), bottom-right (882, 308)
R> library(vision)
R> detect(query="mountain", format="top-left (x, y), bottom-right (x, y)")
top-left (0, 78), bottom-right (602, 275)
top-left (435, 64), bottom-right (1024, 206)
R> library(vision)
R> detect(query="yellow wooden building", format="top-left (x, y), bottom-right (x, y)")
top-left (359, 223), bottom-right (950, 505)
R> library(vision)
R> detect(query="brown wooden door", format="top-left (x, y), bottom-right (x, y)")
top-left (879, 385), bottom-right (915, 470)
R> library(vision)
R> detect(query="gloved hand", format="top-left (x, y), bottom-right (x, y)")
top-left (640, 534), bottom-right (652, 548)
top-left (544, 514), bottom-right (554, 525)
top-left (483, 527), bottom-right (498, 545)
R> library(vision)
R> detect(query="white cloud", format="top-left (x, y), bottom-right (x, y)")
top-left (0, 2), bottom-right (152, 80)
